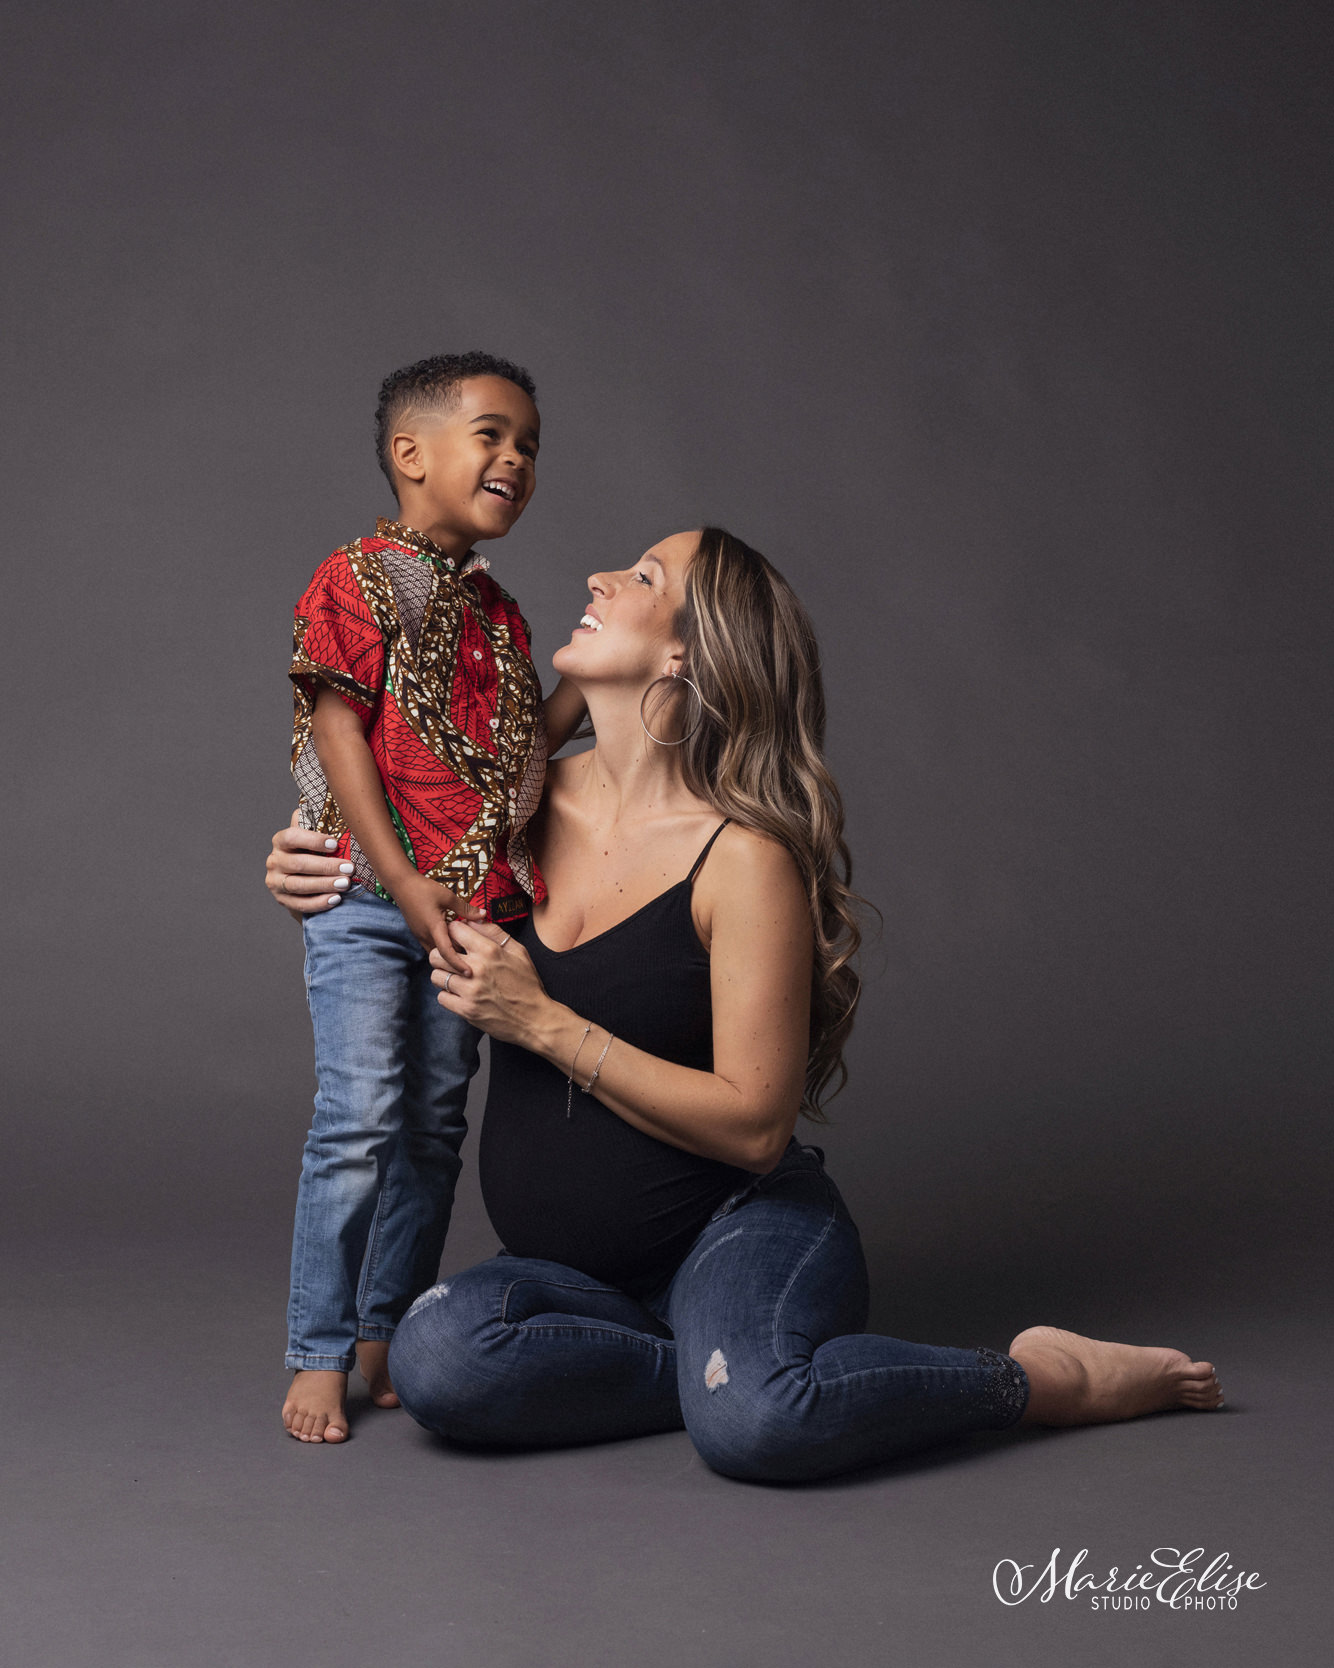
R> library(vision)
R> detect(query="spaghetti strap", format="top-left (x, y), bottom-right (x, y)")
top-left (686, 819), bottom-right (732, 884)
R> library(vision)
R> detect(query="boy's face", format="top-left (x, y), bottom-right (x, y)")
top-left (392, 375), bottom-right (540, 548)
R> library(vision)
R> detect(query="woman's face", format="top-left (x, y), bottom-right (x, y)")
top-left (553, 530), bottom-right (698, 686)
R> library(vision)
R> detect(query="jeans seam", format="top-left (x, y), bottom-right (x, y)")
top-left (499, 1275), bottom-right (624, 1325)
top-left (503, 1322), bottom-right (673, 1354)
top-left (769, 1210), bottom-right (837, 1364)
top-left (357, 1139), bottom-right (397, 1325)
top-left (498, 1277), bottom-right (671, 1352)
top-left (813, 1360), bottom-right (997, 1388)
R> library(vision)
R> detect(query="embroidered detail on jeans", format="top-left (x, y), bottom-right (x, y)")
top-left (976, 1345), bottom-right (1028, 1428)
top-left (704, 1348), bottom-right (730, 1391)
top-left (693, 1226), bottom-right (743, 1273)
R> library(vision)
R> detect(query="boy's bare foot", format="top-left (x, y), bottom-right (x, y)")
top-left (356, 1339), bottom-right (400, 1408)
top-left (1009, 1325), bottom-right (1223, 1426)
top-left (282, 1370), bottom-right (349, 1442)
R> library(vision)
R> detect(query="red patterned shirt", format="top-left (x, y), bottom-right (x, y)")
top-left (290, 518), bottom-right (546, 922)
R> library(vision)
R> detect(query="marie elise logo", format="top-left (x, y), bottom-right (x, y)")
top-left (992, 1547), bottom-right (1266, 1611)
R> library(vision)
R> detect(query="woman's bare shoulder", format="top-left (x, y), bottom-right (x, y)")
top-left (692, 822), bottom-right (812, 969)
top-left (703, 822), bottom-right (807, 905)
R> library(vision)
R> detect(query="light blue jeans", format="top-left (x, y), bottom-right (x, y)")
top-left (388, 1144), bottom-right (1029, 1481)
top-left (286, 887), bottom-right (478, 1371)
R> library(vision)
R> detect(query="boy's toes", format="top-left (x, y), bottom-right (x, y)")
top-left (356, 1342), bottom-right (399, 1409)
top-left (283, 1370), bottom-right (349, 1444)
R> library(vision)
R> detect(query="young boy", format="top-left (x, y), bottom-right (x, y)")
top-left (282, 351), bottom-right (581, 1444)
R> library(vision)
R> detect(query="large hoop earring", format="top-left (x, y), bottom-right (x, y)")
top-left (639, 673), bottom-right (704, 746)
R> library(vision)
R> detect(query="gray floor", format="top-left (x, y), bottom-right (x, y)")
top-left (4, 1164), bottom-right (1325, 1668)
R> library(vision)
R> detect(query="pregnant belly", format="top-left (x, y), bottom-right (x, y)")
top-left (478, 1091), bottom-right (747, 1295)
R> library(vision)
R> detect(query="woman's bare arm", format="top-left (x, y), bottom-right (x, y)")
top-left (435, 829), bottom-right (812, 1172)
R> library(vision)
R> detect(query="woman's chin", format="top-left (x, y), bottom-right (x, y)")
top-left (552, 638), bottom-right (595, 677)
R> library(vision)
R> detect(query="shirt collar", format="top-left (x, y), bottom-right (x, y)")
top-left (376, 518), bottom-right (490, 577)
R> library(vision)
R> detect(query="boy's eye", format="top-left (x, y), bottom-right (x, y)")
top-left (478, 427), bottom-right (500, 439)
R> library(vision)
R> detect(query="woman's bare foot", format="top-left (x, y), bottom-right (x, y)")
top-left (356, 1340), bottom-right (400, 1409)
top-left (282, 1370), bottom-right (349, 1442)
top-left (1009, 1325), bottom-right (1223, 1426)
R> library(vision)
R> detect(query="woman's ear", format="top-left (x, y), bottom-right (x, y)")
top-left (661, 651), bottom-right (685, 680)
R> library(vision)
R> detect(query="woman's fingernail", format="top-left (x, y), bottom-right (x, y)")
top-left (326, 895), bottom-right (342, 906)
top-left (334, 877), bottom-right (350, 890)
top-left (324, 838), bottom-right (338, 850)
top-left (339, 862), bottom-right (354, 874)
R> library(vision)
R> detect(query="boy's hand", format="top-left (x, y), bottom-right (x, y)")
top-left (430, 920), bottom-right (550, 1048)
top-left (390, 872), bottom-right (485, 972)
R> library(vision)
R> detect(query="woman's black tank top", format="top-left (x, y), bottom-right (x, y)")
top-left (479, 820), bottom-right (749, 1296)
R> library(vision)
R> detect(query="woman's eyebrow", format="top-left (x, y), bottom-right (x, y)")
top-left (641, 554), bottom-right (664, 569)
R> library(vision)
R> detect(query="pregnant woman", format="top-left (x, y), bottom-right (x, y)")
top-left (268, 527), bottom-right (1222, 1479)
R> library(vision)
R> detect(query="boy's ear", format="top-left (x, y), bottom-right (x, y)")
top-left (390, 430), bottom-right (427, 485)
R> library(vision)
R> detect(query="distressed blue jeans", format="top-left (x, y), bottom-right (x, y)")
top-left (287, 887), bottom-right (478, 1371)
top-left (388, 1144), bottom-right (1028, 1481)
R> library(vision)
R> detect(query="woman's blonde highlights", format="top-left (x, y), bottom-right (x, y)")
top-left (657, 527), bottom-right (867, 1118)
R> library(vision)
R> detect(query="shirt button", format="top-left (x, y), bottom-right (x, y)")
top-left (473, 650), bottom-right (483, 660)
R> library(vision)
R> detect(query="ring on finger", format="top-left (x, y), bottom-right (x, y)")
top-left (443, 972), bottom-right (454, 994)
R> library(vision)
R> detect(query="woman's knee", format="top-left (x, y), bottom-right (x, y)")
top-left (684, 1376), bottom-right (822, 1483)
top-left (388, 1274), bottom-right (505, 1441)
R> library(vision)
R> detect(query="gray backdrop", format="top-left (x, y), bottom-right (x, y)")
top-left (6, 0), bottom-right (1327, 1293)
top-left (3, 2), bottom-right (1329, 1664)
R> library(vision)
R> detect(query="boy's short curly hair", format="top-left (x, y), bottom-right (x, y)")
top-left (375, 352), bottom-right (537, 496)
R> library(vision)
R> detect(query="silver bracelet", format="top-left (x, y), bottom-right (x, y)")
top-left (582, 1032), bottom-right (615, 1095)
top-left (566, 1023), bottom-right (592, 1120)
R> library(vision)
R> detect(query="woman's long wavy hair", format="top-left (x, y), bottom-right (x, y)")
top-left (643, 527), bottom-right (868, 1119)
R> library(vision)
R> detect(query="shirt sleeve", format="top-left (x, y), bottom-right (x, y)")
top-left (290, 550), bottom-right (385, 724)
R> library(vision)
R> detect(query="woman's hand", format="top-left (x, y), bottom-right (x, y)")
top-left (430, 920), bottom-right (558, 1048)
top-left (265, 813), bottom-right (353, 917)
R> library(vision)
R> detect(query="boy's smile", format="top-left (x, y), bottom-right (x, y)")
top-left (390, 374), bottom-right (540, 561)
